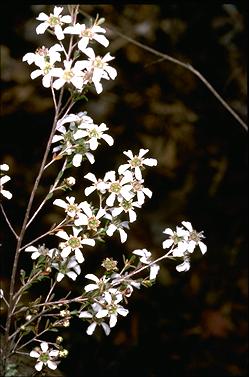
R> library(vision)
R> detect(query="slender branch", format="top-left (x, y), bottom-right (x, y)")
top-left (0, 204), bottom-right (18, 240)
top-left (79, 8), bottom-right (247, 132)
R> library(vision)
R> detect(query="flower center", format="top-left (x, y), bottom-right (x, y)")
top-left (132, 181), bottom-right (143, 191)
top-left (48, 15), bottom-right (61, 27)
top-left (88, 128), bottom-right (100, 138)
top-left (121, 200), bottom-right (132, 211)
top-left (40, 353), bottom-right (49, 363)
top-left (93, 56), bottom-right (104, 69)
top-left (68, 237), bottom-right (81, 249)
top-left (63, 70), bottom-right (74, 81)
top-left (109, 182), bottom-right (121, 194)
top-left (87, 216), bottom-right (100, 231)
top-left (130, 156), bottom-right (142, 167)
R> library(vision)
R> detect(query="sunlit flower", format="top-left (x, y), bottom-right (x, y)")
top-left (36, 6), bottom-right (72, 40)
top-left (181, 221), bottom-right (207, 254)
top-left (30, 341), bottom-right (59, 371)
top-left (162, 226), bottom-right (189, 254)
top-left (105, 171), bottom-right (133, 207)
top-left (118, 149), bottom-right (157, 180)
top-left (111, 198), bottom-right (141, 223)
top-left (84, 273), bottom-right (109, 293)
top-left (84, 172), bottom-right (110, 196)
top-left (52, 256), bottom-right (81, 282)
top-left (56, 227), bottom-right (95, 263)
top-left (23, 44), bottom-right (63, 87)
top-left (25, 245), bottom-right (58, 260)
top-left (52, 60), bottom-right (86, 90)
top-left (64, 22), bottom-right (109, 51)
top-left (106, 219), bottom-right (130, 243)
top-left (74, 201), bottom-right (105, 230)
top-left (73, 122), bottom-right (114, 151)
top-left (53, 196), bottom-right (82, 218)
top-left (78, 47), bottom-right (117, 93)
top-left (131, 178), bottom-right (152, 205)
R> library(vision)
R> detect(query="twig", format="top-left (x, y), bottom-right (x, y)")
top-left (0, 204), bottom-right (18, 240)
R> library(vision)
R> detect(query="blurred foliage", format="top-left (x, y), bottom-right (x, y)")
top-left (0, 3), bottom-right (248, 377)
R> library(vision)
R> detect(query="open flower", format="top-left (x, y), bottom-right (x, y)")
top-left (36, 6), bottom-right (72, 40)
top-left (74, 122), bottom-right (114, 151)
top-left (56, 227), bottom-right (95, 263)
top-left (74, 201), bottom-right (105, 230)
top-left (79, 47), bottom-right (117, 93)
top-left (25, 245), bottom-right (58, 260)
top-left (30, 341), bottom-right (59, 371)
top-left (64, 22), bottom-right (109, 51)
top-left (52, 256), bottom-right (81, 282)
top-left (118, 149), bottom-right (157, 180)
top-left (53, 196), bottom-right (82, 218)
top-left (181, 221), bottom-right (207, 254)
top-left (52, 60), bottom-right (86, 90)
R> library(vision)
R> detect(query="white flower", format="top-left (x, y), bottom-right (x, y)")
top-left (106, 220), bottom-right (130, 243)
top-left (52, 256), bottom-right (81, 282)
top-left (181, 221), bottom-right (207, 255)
top-left (111, 198), bottom-right (141, 223)
top-left (36, 6), bottom-right (72, 40)
top-left (53, 196), bottom-right (82, 218)
top-left (132, 249), bottom-right (151, 264)
top-left (131, 179), bottom-right (152, 205)
top-left (30, 341), bottom-right (59, 371)
top-left (84, 172), bottom-right (110, 196)
top-left (23, 44), bottom-right (63, 88)
top-left (98, 289), bottom-right (129, 328)
top-left (118, 149), bottom-right (157, 180)
top-left (25, 245), bottom-right (57, 260)
top-left (0, 174), bottom-right (12, 200)
top-left (84, 273), bottom-right (109, 293)
top-left (64, 23), bottom-right (109, 51)
top-left (56, 227), bottom-right (95, 263)
top-left (105, 171), bottom-right (133, 207)
top-left (79, 308), bottom-right (111, 336)
top-left (74, 201), bottom-right (105, 230)
top-left (52, 60), bottom-right (86, 90)
top-left (74, 122), bottom-right (114, 151)
top-left (78, 47), bottom-right (117, 94)
top-left (162, 226), bottom-right (189, 254)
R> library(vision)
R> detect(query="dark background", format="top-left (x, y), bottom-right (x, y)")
top-left (1, 3), bottom-right (248, 376)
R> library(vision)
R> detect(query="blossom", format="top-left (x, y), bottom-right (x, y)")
top-left (56, 227), bottom-right (95, 263)
top-left (64, 22), bottom-right (109, 51)
top-left (23, 44), bottom-right (63, 88)
top-left (176, 257), bottom-right (191, 272)
top-left (25, 245), bottom-right (58, 260)
top-left (74, 201), bottom-right (105, 230)
top-left (52, 60), bottom-right (87, 90)
top-left (53, 196), bottom-right (82, 218)
top-left (118, 149), bottom-right (158, 180)
top-left (74, 122), bottom-right (114, 151)
top-left (181, 221), bottom-right (207, 254)
top-left (52, 256), bottom-right (81, 282)
top-left (96, 289), bottom-right (129, 328)
top-left (79, 306), bottom-right (111, 336)
top-left (36, 6), bottom-right (72, 40)
top-left (131, 179), bottom-right (152, 205)
top-left (105, 171), bottom-right (133, 207)
top-left (78, 47), bottom-right (117, 93)
top-left (106, 219), bottom-right (130, 243)
top-left (84, 172), bottom-right (110, 196)
top-left (84, 273), bottom-right (109, 293)
top-left (111, 198), bottom-right (141, 223)
top-left (162, 226), bottom-right (189, 254)
top-left (133, 248), bottom-right (152, 264)
top-left (30, 341), bottom-right (59, 371)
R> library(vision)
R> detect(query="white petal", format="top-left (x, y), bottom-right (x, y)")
top-left (128, 209), bottom-right (136, 223)
top-left (119, 228), bottom-right (127, 243)
top-left (109, 314), bottom-right (117, 328)
top-left (199, 241), bottom-right (207, 255)
top-left (67, 271), bottom-right (77, 280)
top-left (30, 350), bottom-right (40, 358)
top-left (162, 239), bottom-right (173, 249)
top-left (182, 221), bottom-right (193, 232)
top-left (85, 283), bottom-right (99, 292)
top-left (40, 342), bottom-right (48, 352)
top-left (72, 154), bottom-right (83, 167)
top-left (101, 322), bottom-right (111, 335)
top-left (56, 230), bottom-right (69, 240)
top-left (53, 199), bottom-right (67, 209)
top-left (85, 273), bottom-right (99, 283)
top-left (35, 361), bottom-right (43, 371)
top-left (96, 309), bottom-right (108, 318)
top-left (47, 360), bottom-right (57, 370)
top-left (79, 311), bottom-right (93, 318)
top-left (176, 260), bottom-right (190, 272)
top-left (56, 272), bottom-right (64, 282)
top-left (36, 22), bottom-right (49, 35)
top-left (86, 322), bottom-right (96, 335)
top-left (143, 158), bottom-right (157, 166)
top-left (75, 249), bottom-right (84, 264)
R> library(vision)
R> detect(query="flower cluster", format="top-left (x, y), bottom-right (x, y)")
top-left (52, 112), bottom-right (114, 167)
top-left (23, 6), bottom-right (117, 94)
top-left (162, 221), bottom-right (207, 272)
